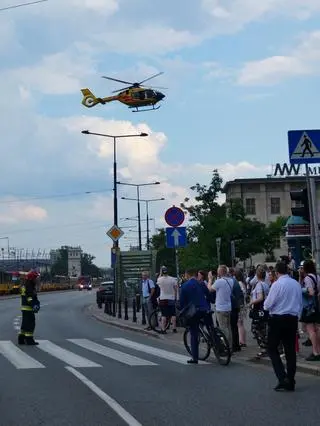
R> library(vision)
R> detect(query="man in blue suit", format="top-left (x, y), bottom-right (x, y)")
top-left (180, 268), bottom-right (210, 364)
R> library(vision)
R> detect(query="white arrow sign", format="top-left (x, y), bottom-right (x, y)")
top-left (172, 228), bottom-right (181, 246)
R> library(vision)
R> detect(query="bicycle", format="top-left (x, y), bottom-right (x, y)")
top-left (183, 311), bottom-right (231, 365)
top-left (149, 303), bottom-right (181, 333)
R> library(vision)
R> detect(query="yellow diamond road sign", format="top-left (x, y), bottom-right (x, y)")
top-left (106, 225), bottom-right (124, 242)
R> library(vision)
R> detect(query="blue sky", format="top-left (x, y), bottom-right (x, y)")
top-left (0, 0), bottom-right (320, 266)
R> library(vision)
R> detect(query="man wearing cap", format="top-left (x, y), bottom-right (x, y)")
top-left (18, 271), bottom-right (41, 345)
top-left (157, 266), bottom-right (178, 333)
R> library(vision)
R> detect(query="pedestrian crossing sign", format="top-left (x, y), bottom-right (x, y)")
top-left (288, 129), bottom-right (320, 164)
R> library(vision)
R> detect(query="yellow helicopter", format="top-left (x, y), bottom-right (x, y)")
top-left (80, 72), bottom-right (166, 112)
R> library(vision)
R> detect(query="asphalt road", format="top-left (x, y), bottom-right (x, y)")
top-left (1, 290), bottom-right (320, 426)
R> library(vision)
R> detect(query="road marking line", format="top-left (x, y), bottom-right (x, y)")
top-left (106, 338), bottom-right (208, 365)
top-left (66, 367), bottom-right (143, 426)
top-left (14, 326), bottom-right (20, 331)
top-left (68, 339), bottom-right (157, 366)
top-left (0, 341), bottom-right (45, 369)
top-left (37, 340), bottom-right (101, 368)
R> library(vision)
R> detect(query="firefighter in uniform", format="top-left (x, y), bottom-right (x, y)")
top-left (18, 271), bottom-right (41, 345)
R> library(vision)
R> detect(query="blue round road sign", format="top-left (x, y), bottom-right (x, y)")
top-left (165, 206), bottom-right (185, 227)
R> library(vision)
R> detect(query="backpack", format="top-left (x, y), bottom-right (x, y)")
top-left (147, 280), bottom-right (160, 299)
top-left (224, 278), bottom-right (244, 310)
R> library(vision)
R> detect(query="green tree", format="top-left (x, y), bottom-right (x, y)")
top-left (51, 246), bottom-right (101, 278)
top-left (51, 246), bottom-right (68, 276)
top-left (81, 253), bottom-right (101, 278)
top-left (179, 171), bottom-right (275, 269)
top-left (264, 216), bottom-right (288, 261)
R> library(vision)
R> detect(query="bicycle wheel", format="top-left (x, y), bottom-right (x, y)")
top-left (183, 326), bottom-right (211, 361)
top-left (211, 327), bottom-right (231, 366)
top-left (149, 309), bottom-right (171, 333)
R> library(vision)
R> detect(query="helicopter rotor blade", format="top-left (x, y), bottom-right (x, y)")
top-left (102, 76), bottom-right (134, 85)
top-left (138, 72), bottom-right (164, 85)
top-left (111, 86), bottom-right (134, 93)
top-left (140, 85), bottom-right (168, 90)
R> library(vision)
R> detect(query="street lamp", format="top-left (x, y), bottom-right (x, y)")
top-left (121, 197), bottom-right (164, 249)
top-left (81, 130), bottom-right (148, 243)
top-left (118, 181), bottom-right (161, 250)
top-left (81, 130), bottom-right (148, 316)
top-left (0, 237), bottom-right (10, 257)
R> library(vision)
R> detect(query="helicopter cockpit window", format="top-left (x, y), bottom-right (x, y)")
top-left (145, 90), bottom-right (155, 98)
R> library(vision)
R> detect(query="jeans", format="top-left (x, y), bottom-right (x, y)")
top-left (188, 311), bottom-right (206, 361)
top-left (143, 297), bottom-right (154, 326)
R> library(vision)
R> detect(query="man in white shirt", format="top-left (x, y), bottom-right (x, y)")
top-left (157, 266), bottom-right (178, 333)
top-left (264, 261), bottom-right (303, 392)
top-left (208, 265), bottom-right (233, 348)
top-left (141, 271), bottom-right (155, 330)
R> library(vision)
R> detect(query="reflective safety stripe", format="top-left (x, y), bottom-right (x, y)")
top-left (24, 332), bottom-right (33, 337)
top-left (21, 306), bottom-right (33, 311)
top-left (27, 297), bottom-right (33, 302)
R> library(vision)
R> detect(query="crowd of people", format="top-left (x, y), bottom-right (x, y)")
top-left (141, 258), bottom-right (320, 391)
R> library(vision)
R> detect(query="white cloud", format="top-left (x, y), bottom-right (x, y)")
top-left (6, 49), bottom-right (96, 95)
top-left (193, 161), bottom-right (271, 182)
top-left (237, 30), bottom-right (320, 85)
top-left (0, 201), bottom-right (47, 224)
top-left (202, 0), bottom-right (320, 33)
top-left (93, 26), bottom-right (200, 55)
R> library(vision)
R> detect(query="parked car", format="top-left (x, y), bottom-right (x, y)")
top-left (96, 281), bottom-right (114, 308)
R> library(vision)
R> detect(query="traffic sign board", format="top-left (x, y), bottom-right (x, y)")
top-left (106, 225), bottom-right (124, 242)
top-left (164, 206), bottom-right (185, 227)
top-left (165, 227), bottom-right (187, 248)
top-left (288, 130), bottom-right (320, 164)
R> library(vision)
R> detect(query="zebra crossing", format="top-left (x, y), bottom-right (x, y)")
top-left (0, 337), bottom-right (208, 370)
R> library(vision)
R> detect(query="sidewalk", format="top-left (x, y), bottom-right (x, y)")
top-left (88, 303), bottom-right (320, 376)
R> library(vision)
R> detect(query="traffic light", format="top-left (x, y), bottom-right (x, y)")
top-left (290, 188), bottom-right (310, 222)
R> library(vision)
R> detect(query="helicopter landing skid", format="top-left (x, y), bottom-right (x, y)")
top-left (131, 105), bottom-right (161, 112)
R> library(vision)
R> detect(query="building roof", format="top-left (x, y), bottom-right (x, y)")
top-left (223, 176), bottom-right (320, 193)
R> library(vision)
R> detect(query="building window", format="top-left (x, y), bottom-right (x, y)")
top-left (270, 197), bottom-right (280, 215)
top-left (273, 237), bottom-right (281, 249)
top-left (245, 198), bottom-right (256, 215)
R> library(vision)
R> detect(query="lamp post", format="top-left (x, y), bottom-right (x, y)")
top-left (81, 130), bottom-right (148, 316)
top-left (0, 237), bottom-right (10, 258)
top-left (118, 181), bottom-right (161, 250)
top-left (81, 130), bottom-right (148, 240)
top-left (121, 197), bottom-right (164, 249)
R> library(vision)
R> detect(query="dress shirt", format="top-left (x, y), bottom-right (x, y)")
top-left (264, 274), bottom-right (302, 316)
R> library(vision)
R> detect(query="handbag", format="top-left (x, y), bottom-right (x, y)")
top-left (249, 283), bottom-right (267, 321)
top-left (180, 302), bottom-right (197, 320)
top-left (301, 275), bottom-right (319, 320)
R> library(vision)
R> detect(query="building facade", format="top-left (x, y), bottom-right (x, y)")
top-left (223, 174), bottom-right (320, 264)
top-left (67, 246), bottom-right (82, 278)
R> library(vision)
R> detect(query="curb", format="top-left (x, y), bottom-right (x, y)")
top-left (90, 312), bottom-right (161, 339)
top-left (88, 305), bottom-right (320, 377)
top-left (247, 355), bottom-right (320, 377)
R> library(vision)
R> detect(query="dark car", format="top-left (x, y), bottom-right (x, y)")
top-left (78, 276), bottom-right (92, 291)
top-left (96, 281), bottom-right (114, 308)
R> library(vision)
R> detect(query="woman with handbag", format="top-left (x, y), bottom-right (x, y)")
top-left (249, 267), bottom-right (269, 358)
top-left (299, 260), bottom-right (320, 361)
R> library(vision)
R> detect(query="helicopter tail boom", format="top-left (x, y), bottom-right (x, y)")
top-left (81, 88), bottom-right (116, 108)
top-left (81, 89), bottom-right (100, 108)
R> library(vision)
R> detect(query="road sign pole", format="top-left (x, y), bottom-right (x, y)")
top-left (309, 174), bottom-right (320, 270)
top-left (305, 165), bottom-right (316, 261)
top-left (175, 248), bottom-right (180, 282)
top-left (216, 238), bottom-right (221, 265)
